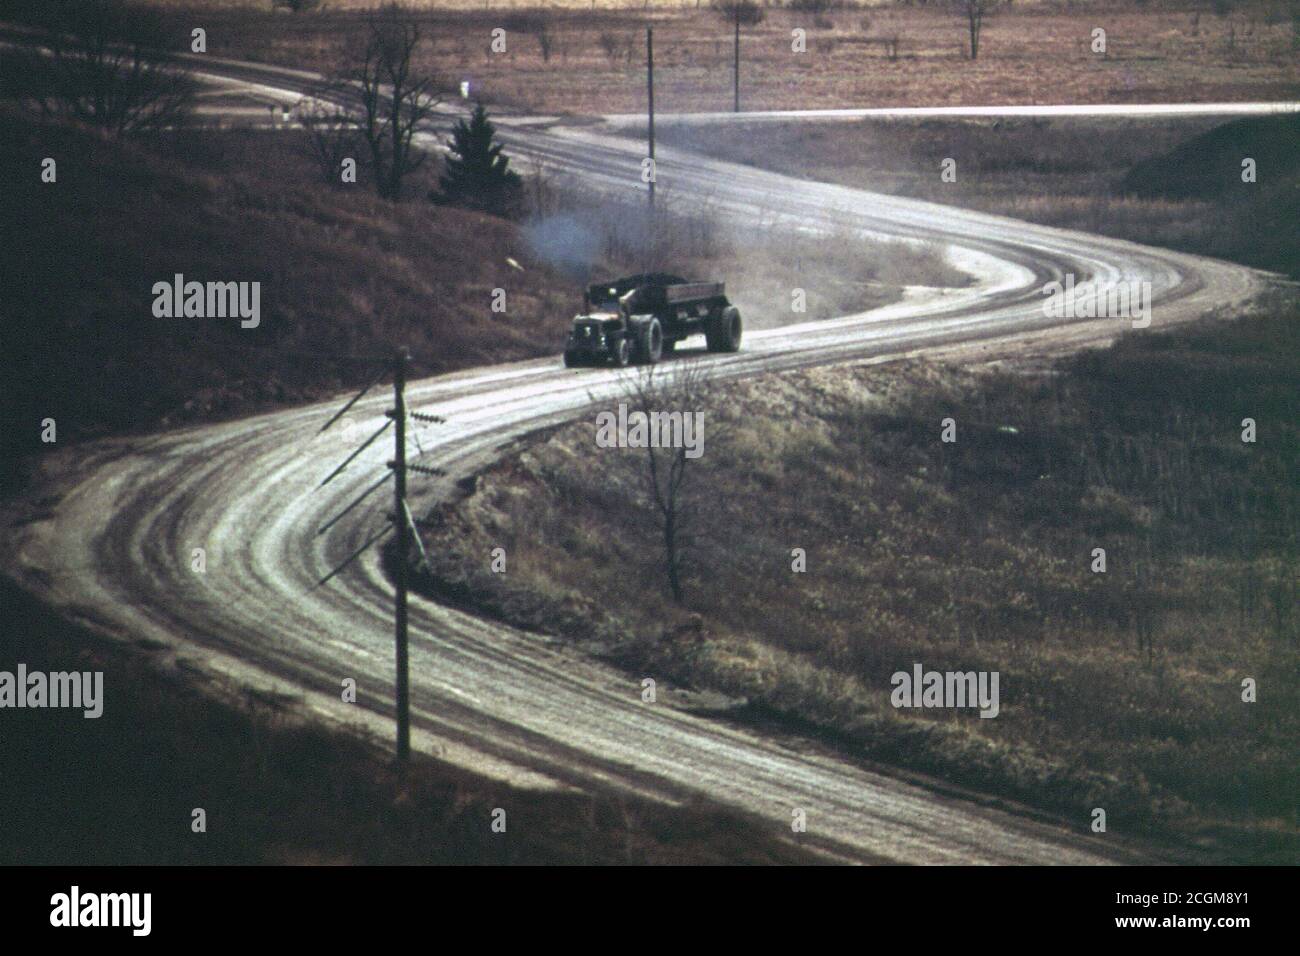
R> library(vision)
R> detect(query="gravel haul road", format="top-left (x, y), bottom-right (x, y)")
top-left (2, 54), bottom-right (1276, 864)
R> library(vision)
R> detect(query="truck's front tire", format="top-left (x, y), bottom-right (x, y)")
top-left (706, 306), bottom-right (742, 353)
top-left (610, 337), bottom-right (631, 367)
top-left (638, 318), bottom-right (664, 364)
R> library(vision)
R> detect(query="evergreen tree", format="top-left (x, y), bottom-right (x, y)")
top-left (434, 104), bottom-right (522, 217)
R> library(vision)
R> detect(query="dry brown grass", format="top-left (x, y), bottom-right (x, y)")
top-left (414, 304), bottom-right (1300, 862)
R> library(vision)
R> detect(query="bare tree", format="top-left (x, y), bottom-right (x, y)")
top-left (597, 31), bottom-right (618, 64)
top-left (714, 0), bottom-right (765, 26)
top-left (2, 0), bottom-right (194, 135)
top-left (296, 95), bottom-right (361, 186)
top-left (348, 5), bottom-right (442, 200)
top-left (962, 0), bottom-right (993, 60)
top-left (621, 360), bottom-right (723, 605)
top-left (535, 17), bottom-right (554, 63)
top-left (502, 11), bottom-right (558, 63)
top-left (522, 153), bottom-right (574, 220)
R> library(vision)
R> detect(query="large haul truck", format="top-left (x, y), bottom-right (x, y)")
top-left (563, 273), bottom-right (743, 367)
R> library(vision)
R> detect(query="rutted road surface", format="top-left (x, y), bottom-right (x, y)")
top-left (2, 53), bottom-right (1276, 864)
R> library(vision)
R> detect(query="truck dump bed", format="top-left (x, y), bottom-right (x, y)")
top-left (585, 274), bottom-right (726, 312)
top-left (664, 282), bottom-right (725, 304)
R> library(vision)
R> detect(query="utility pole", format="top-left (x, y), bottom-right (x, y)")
top-left (646, 25), bottom-right (655, 213)
top-left (315, 348), bottom-right (445, 766)
top-left (389, 346), bottom-right (411, 763)
top-left (733, 12), bottom-right (740, 113)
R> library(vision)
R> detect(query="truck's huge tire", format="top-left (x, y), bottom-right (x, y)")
top-left (638, 318), bottom-right (664, 364)
top-left (563, 350), bottom-right (581, 368)
top-left (610, 337), bottom-right (631, 367)
top-left (705, 306), bottom-right (743, 353)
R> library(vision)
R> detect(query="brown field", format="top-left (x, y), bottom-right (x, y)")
top-left (128, 2), bottom-right (1300, 114)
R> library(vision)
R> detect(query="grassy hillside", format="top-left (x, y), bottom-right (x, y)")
top-left (412, 303), bottom-right (1300, 863)
top-left (1122, 113), bottom-right (1300, 199)
top-left (1117, 114), bottom-right (1300, 275)
top-left (0, 110), bottom-right (577, 490)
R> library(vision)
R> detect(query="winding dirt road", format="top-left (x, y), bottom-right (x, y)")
top-left (2, 53), bottom-right (1277, 863)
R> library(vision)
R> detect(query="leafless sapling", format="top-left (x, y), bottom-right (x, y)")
top-left (623, 359), bottom-right (722, 605)
top-left (297, 94), bottom-right (361, 186)
top-left (962, 0), bottom-right (995, 61)
top-left (348, 5), bottom-right (442, 200)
